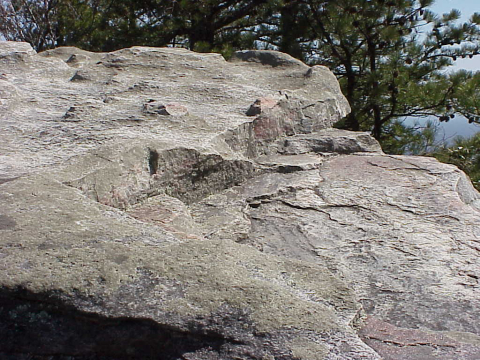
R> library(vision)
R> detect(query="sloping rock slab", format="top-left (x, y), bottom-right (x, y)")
top-left (1, 41), bottom-right (479, 360)
top-left (0, 174), bottom-right (377, 359)
top-left (193, 153), bottom-right (480, 358)
top-left (360, 316), bottom-right (480, 360)
top-left (0, 42), bottom-right (373, 359)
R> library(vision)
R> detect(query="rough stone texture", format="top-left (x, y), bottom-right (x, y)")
top-left (0, 41), bottom-right (479, 359)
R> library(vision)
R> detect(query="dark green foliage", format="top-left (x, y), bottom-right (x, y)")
top-left (0, 0), bottom-right (60, 51)
top-left (255, 0), bottom-right (480, 149)
top-left (381, 119), bottom-right (438, 155)
top-left (432, 133), bottom-right (480, 191)
top-left (450, 71), bottom-right (480, 124)
top-left (1, 0), bottom-right (276, 52)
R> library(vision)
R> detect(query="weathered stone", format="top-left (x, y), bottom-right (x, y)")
top-left (66, 53), bottom-right (91, 67)
top-left (246, 95), bottom-right (279, 116)
top-left (360, 316), bottom-right (480, 360)
top-left (279, 128), bottom-right (383, 154)
top-left (231, 50), bottom-right (308, 68)
top-left (0, 41), bottom-right (479, 359)
top-left (143, 100), bottom-right (189, 116)
top-left (70, 69), bottom-right (92, 81)
top-left (0, 41), bottom-right (36, 61)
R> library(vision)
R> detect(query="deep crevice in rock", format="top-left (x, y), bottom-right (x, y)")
top-left (150, 148), bottom-right (257, 205)
top-left (148, 148), bottom-right (159, 175)
top-left (66, 147), bottom-right (257, 209)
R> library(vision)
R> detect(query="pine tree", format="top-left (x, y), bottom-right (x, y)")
top-left (433, 133), bottom-right (480, 191)
top-left (0, 0), bottom-right (275, 52)
top-left (0, 0), bottom-right (59, 51)
top-left (450, 70), bottom-right (480, 124)
top-left (256, 0), bottom-right (480, 150)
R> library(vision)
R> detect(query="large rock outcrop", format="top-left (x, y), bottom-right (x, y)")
top-left (0, 41), bottom-right (479, 359)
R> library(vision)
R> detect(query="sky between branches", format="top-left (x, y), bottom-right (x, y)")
top-left (431, 0), bottom-right (480, 71)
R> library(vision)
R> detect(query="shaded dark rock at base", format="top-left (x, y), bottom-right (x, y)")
top-left (0, 289), bottom-right (251, 360)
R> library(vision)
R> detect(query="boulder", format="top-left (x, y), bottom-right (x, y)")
top-left (231, 50), bottom-right (308, 68)
top-left (0, 41), bottom-right (479, 359)
top-left (143, 101), bottom-right (189, 117)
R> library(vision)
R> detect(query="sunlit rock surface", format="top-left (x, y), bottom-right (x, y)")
top-left (1, 41), bottom-right (479, 359)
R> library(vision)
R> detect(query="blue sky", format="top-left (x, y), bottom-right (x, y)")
top-left (430, 0), bottom-right (480, 71)
top-left (430, 0), bottom-right (478, 22)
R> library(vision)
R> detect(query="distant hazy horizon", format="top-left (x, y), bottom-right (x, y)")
top-left (430, 116), bottom-right (479, 144)
top-left (402, 115), bottom-right (480, 146)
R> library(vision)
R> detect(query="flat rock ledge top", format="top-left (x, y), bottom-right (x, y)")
top-left (1, 41), bottom-right (480, 360)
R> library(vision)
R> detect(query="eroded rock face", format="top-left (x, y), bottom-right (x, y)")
top-left (0, 41), bottom-right (479, 359)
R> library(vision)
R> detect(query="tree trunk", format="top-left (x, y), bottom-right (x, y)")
top-left (343, 61), bottom-right (359, 131)
top-left (279, 3), bottom-right (303, 60)
top-left (367, 37), bottom-right (382, 139)
top-left (189, 20), bottom-right (215, 51)
top-left (372, 105), bottom-right (383, 139)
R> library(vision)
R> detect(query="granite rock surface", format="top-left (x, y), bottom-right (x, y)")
top-left (0, 41), bottom-right (479, 359)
